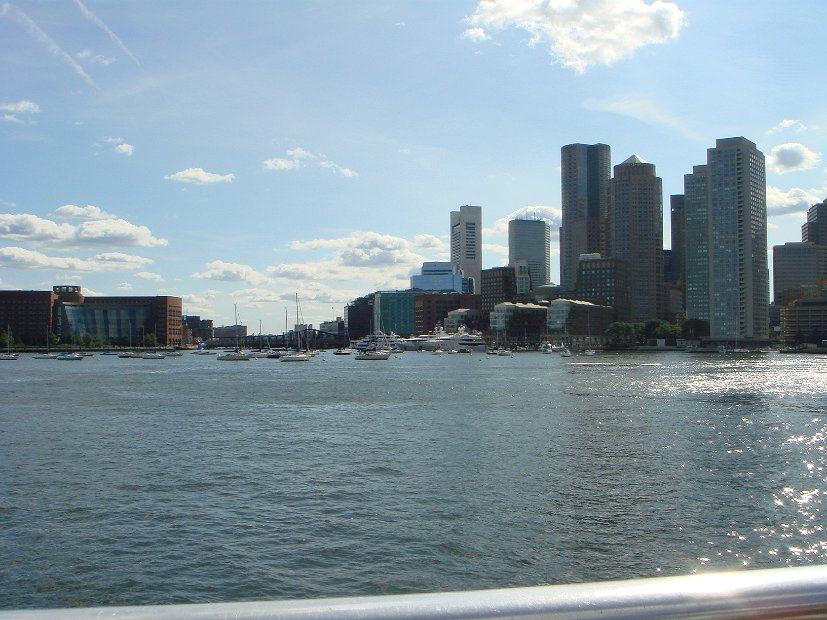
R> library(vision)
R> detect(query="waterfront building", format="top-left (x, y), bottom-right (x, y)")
top-left (184, 315), bottom-right (215, 342)
top-left (345, 295), bottom-right (374, 340)
top-left (546, 298), bottom-right (613, 349)
top-left (609, 155), bottom-right (664, 321)
top-left (773, 242), bottom-right (827, 304)
top-left (513, 260), bottom-right (532, 295)
top-left (489, 301), bottom-right (548, 346)
top-left (0, 289), bottom-right (57, 345)
top-left (450, 205), bottom-right (482, 293)
top-left (0, 285), bottom-right (183, 347)
top-left (443, 308), bottom-right (486, 333)
top-left (560, 143), bottom-right (611, 289)
top-left (574, 253), bottom-right (631, 322)
top-left (410, 261), bottom-right (472, 293)
top-left (508, 217), bottom-right (551, 291)
top-left (374, 290), bottom-right (418, 337)
top-left (413, 292), bottom-right (481, 335)
top-left (683, 138), bottom-right (769, 344)
top-left (780, 292), bottom-right (827, 345)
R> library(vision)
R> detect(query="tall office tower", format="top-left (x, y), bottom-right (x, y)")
top-left (802, 199), bottom-right (827, 245)
top-left (684, 137), bottom-right (768, 342)
top-left (508, 218), bottom-right (551, 291)
top-left (450, 205), bottom-right (482, 293)
top-left (560, 143), bottom-right (611, 288)
top-left (669, 195), bottom-right (685, 286)
top-left (609, 155), bottom-right (664, 321)
top-left (683, 165), bottom-right (710, 323)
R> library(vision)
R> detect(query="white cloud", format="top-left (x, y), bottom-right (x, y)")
top-left (135, 271), bottom-right (164, 282)
top-left (73, 0), bottom-right (140, 66)
top-left (1, 3), bottom-right (96, 88)
top-left (767, 143), bottom-right (822, 174)
top-left (768, 119), bottom-right (807, 134)
top-left (192, 260), bottom-right (268, 284)
top-left (583, 95), bottom-right (698, 139)
top-left (114, 143), bottom-right (134, 156)
top-left (0, 213), bottom-right (167, 247)
top-left (164, 167), bottom-right (235, 184)
top-left (51, 204), bottom-right (115, 220)
top-left (0, 99), bottom-right (40, 124)
top-left (263, 157), bottom-right (301, 171)
top-left (76, 48), bottom-right (115, 65)
top-left (263, 147), bottom-right (358, 177)
top-left (0, 246), bottom-right (152, 271)
top-left (766, 185), bottom-right (825, 217)
top-left (117, 281), bottom-right (132, 290)
top-left (463, 0), bottom-right (686, 73)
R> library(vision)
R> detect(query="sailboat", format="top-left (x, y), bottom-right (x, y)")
top-left (218, 305), bottom-right (252, 361)
top-left (1, 325), bottom-right (19, 360)
top-left (280, 295), bottom-right (310, 361)
top-left (33, 326), bottom-right (58, 359)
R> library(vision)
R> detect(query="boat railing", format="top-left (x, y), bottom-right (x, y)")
top-left (2, 565), bottom-right (827, 619)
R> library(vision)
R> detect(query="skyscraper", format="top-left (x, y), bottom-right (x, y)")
top-left (684, 137), bottom-right (768, 343)
top-left (802, 199), bottom-right (827, 245)
top-left (450, 205), bottom-right (482, 293)
top-left (508, 218), bottom-right (551, 291)
top-left (560, 143), bottom-right (611, 289)
top-left (609, 155), bottom-right (664, 321)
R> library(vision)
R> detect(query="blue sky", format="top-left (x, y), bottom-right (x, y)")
top-left (1, 0), bottom-right (826, 332)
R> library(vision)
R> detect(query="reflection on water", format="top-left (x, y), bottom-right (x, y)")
top-left (0, 350), bottom-right (825, 608)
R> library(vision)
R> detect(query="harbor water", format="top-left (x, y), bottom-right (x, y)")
top-left (1, 350), bottom-right (825, 609)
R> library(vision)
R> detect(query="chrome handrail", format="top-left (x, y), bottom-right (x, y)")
top-left (2, 565), bottom-right (827, 619)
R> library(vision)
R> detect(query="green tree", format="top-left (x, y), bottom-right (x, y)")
top-left (143, 332), bottom-right (159, 347)
top-left (605, 322), bottom-right (638, 348)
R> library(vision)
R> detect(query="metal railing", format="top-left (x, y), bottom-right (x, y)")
top-left (2, 565), bottom-right (827, 619)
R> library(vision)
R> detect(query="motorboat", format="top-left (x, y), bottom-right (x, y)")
top-left (56, 352), bottom-right (84, 361)
top-left (279, 351), bottom-right (310, 362)
top-left (217, 349), bottom-right (252, 361)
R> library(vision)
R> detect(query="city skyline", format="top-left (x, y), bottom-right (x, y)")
top-left (2, 1), bottom-right (826, 330)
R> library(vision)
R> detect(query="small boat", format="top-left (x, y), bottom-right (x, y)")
top-left (217, 349), bottom-right (252, 361)
top-left (583, 349), bottom-right (597, 356)
top-left (1, 325), bottom-right (19, 360)
top-left (56, 352), bottom-right (84, 361)
top-left (140, 352), bottom-right (166, 359)
top-left (333, 348), bottom-right (352, 355)
top-left (355, 349), bottom-right (391, 360)
top-left (118, 351), bottom-right (140, 358)
top-left (497, 348), bottom-right (513, 357)
top-left (279, 351), bottom-right (310, 362)
top-left (560, 347), bottom-right (572, 357)
top-left (32, 352), bottom-right (58, 359)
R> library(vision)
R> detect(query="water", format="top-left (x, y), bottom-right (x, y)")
top-left (1, 350), bottom-right (825, 609)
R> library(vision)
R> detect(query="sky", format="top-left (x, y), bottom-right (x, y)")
top-left (1, 0), bottom-right (826, 332)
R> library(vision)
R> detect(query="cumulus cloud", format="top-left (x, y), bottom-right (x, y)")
top-left (164, 167), bottom-right (235, 184)
top-left (0, 213), bottom-right (167, 247)
top-left (114, 143), bottom-right (134, 156)
top-left (766, 185), bottom-right (825, 217)
top-left (766, 143), bottom-right (822, 174)
top-left (117, 282), bottom-right (132, 290)
top-left (0, 246), bottom-right (152, 271)
top-left (485, 204), bottom-right (562, 236)
top-left (135, 271), bottom-right (164, 282)
top-left (462, 0), bottom-right (686, 73)
top-left (263, 147), bottom-right (358, 177)
top-left (0, 99), bottom-right (40, 123)
top-left (51, 204), bottom-right (115, 219)
top-left (192, 260), bottom-right (268, 285)
top-left (768, 119), bottom-right (807, 134)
